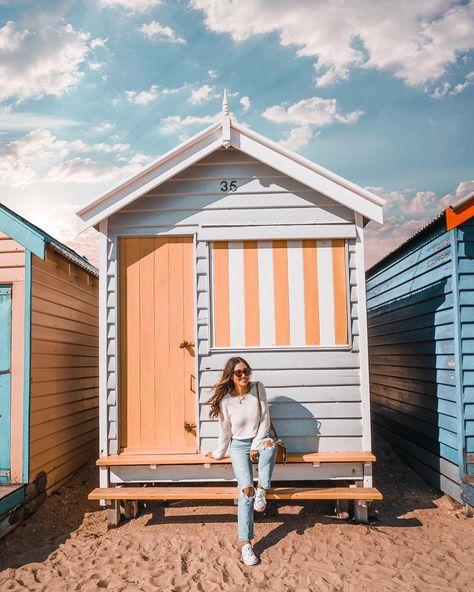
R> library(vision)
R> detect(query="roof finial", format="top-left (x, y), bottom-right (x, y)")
top-left (222, 89), bottom-right (229, 116)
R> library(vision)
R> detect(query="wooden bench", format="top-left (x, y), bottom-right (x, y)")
top-left (89, 485), bottom-right (382, 528)
top-left (93, 451), bottom-right (379, 527)
top-left (96, 451), bottom-right (376, 466)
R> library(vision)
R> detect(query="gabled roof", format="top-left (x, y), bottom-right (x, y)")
top-left (76, 94), bottom-right (385, 232)
top-left (446, 191), bottom-right (474, 230)
top-left (0, 202), bottom-right (98, 277)
top-left (367, 191), bottom-right (474, 276)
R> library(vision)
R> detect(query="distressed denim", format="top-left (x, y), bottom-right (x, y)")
top-left (229, 436), bottom-right (277, 541)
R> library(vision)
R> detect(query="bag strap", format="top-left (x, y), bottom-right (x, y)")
top-left (256, 382), bottom-right (279, 440)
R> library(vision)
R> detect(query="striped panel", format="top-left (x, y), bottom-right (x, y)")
top-left (212, 240), bottom-right (348, 348)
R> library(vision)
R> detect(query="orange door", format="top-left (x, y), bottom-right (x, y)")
top-left (119, 237), bottom-right (196, 453)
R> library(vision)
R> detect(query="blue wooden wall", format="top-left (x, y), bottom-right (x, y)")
top-left (366, 217), bottom-right (463, 501)
top-left (458, 219), bottom-right (474, 475)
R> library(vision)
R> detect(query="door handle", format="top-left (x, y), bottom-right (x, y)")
top-left (179, 340), bottom-right (195, 349)
top-left (184, 421), bottom-right (196, 435)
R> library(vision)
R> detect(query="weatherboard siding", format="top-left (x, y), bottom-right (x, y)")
top-left (29, 245), bottom-right (99, 491)
top-left (107, 149), bottom-right (355, 232)
top-left (367, 220), bottom-right (461, 500)
top-left (458, 219), bottom-right (474, 472)
top-left (105, 148), bottom-right (365, 455)
top-left (0, 231), bottom-right (26, 483)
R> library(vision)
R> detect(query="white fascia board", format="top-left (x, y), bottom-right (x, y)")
top-left (76, 121), bottom-right (222, 232)
top-left (231, 122), bottom-right (385, 223)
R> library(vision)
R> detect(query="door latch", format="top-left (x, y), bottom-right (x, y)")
top-left (184, 421), bottom-right (196, 435)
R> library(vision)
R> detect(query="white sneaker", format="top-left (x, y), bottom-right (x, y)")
top-left (254, 487), bottom-right (267, 512)
top-left (241, 543), bottom-right (258, 566)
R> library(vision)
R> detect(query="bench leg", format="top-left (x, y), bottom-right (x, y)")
top-left (335, 499), bottom-right (349, 519)
top-left (107, 500), bottom-right (121, 528)
top-left (353, 500), bottom-right (369, 524)
top-left (124, 500), bottom-right (139, 519)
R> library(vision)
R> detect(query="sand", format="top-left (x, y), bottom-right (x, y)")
top-left (1, 436), bottom-right (473, 592)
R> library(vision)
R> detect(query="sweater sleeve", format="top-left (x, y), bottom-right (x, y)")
top-left (250, 382), bottom-right (271, 451)
top-left (212, 400), bottom-right (232, 459)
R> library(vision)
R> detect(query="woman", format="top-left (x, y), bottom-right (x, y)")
top-left (206, 357), bottom-right (277, 566)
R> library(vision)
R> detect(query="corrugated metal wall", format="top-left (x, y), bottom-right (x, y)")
top-left (366, 220), bottom-right (462, 500)
top-left (0, 231), bottom-right (26, 483)
top-left (105, 147), bottom-right (365, 456)
top-left (458, 219), bottom-right (474, 473)
top-left (29, 244), bottom-right (99, 491)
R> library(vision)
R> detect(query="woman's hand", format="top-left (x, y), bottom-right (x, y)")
top-left (249, 450), bottom-right (259, 462)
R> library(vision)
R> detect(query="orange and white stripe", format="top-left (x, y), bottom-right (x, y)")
top-left (212, 239), bottom-right (348, 348)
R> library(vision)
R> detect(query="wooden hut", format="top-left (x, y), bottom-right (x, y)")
top-left (0, 202), bottom-right (99, 538)
top-left (366, 191), bottom-right (474, 510)
top-left (78, 94), bottom-right (385, 526)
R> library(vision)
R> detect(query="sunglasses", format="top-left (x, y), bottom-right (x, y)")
top-left (233, 367), bottom-right (252, 378)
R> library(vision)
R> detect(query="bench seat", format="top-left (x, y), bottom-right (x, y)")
top-left (89, 485), bottom-right (382, 502)
top-left (96, 451), bottom-right (376, 466)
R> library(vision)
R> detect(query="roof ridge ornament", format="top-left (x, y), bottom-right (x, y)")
top-left (221, 88), bottom-right (231, 149)
top-left (222, 88), bottom-right (229, 116)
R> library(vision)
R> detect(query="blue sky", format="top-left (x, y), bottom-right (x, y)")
top-left (0, 0), bottom-right (473, 267)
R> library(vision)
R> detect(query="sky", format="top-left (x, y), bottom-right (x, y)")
top-left (0, 0), bottom-right (473, 269)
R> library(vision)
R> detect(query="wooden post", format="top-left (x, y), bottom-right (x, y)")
top-left (353, 499), bottom-right (369, 524)
top-left (107, 500), bottom-right (121, 528)
top-left (124, 500), bottom-right (139, 519)
top-left (335, 499), bottom-right (349, 520)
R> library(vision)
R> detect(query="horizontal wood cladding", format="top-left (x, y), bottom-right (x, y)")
top-left (458, 220), bottom-right (474, 455)
top-left (199, 436), bottom-right (364, 453)
top-left (108, 149), bottom-right (354, 231)
top-left (373, 423), bottom-right (461, 502)
top-left (29, 245), bottom-right (99, 490)
top-left (367, 221), bottom-right (461, 496)
top-left (199, 350), bottom-right (359, 370)
top-left (0, 234), bottom-right (25, 277)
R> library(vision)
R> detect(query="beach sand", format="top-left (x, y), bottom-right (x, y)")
top-left (1, 436), bottom-right (473, 592)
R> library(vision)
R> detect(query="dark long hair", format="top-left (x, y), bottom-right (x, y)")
top-left (207, 356), bottom-right (252, 419)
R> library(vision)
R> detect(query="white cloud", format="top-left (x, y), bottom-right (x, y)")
top-left (188, 84), bottom-right (216, 104)
top-left (125, 84), bottom-right (191, 106)
top-left (190, 1), bottom-right (474, 89)
top-left (46, 155), bottom-right (147, 184)
top-left (263, 97), bottom-right (363, 127)
top-left (46, 158), bottom-right (124, 183)
top-left (364, 179), bottom-right (474, 268)
top-left (0, 21), bottom-right (102, 102)
top-left (432, 71), bottom-right (474, 98)
top-left (125, 84), bottom-right (158, 105)
top-left (90, 37), bottom-right (108, 48)
top-left (139, 20), bottom-right (186, 44)
top-left (93, 121), bottom-right (116, 133)
top-left (0, 111), bottom-right (81, 131)
top-left (97, 0), bottom-right (162, 11)
top-left (315, 66), bottom-right (350, 88)
top-left (0, 128), bottom-right (135, 187)
top-left (160, 114), bottom-right (218, 134)
top-left (240, 96), bottom-right (250, 111)
top-left (280, 126), bottom-right (315, 151)
top-left (89, 62), bottom-right (104, 71)
top-left (208, 69), bottom-right (219, 78)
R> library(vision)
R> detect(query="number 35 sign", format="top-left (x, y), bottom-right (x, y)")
top-left (220, 180), bottom-right (237, 192)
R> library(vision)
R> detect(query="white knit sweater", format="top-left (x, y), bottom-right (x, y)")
top-left (211, 381), bottom-right (270, 460)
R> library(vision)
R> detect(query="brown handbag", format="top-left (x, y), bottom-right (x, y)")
top-left (256, 382), bottom-right (287, 464)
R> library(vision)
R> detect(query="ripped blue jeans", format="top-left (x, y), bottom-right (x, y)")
top-left (229, 436), bottom-right (277, 541)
